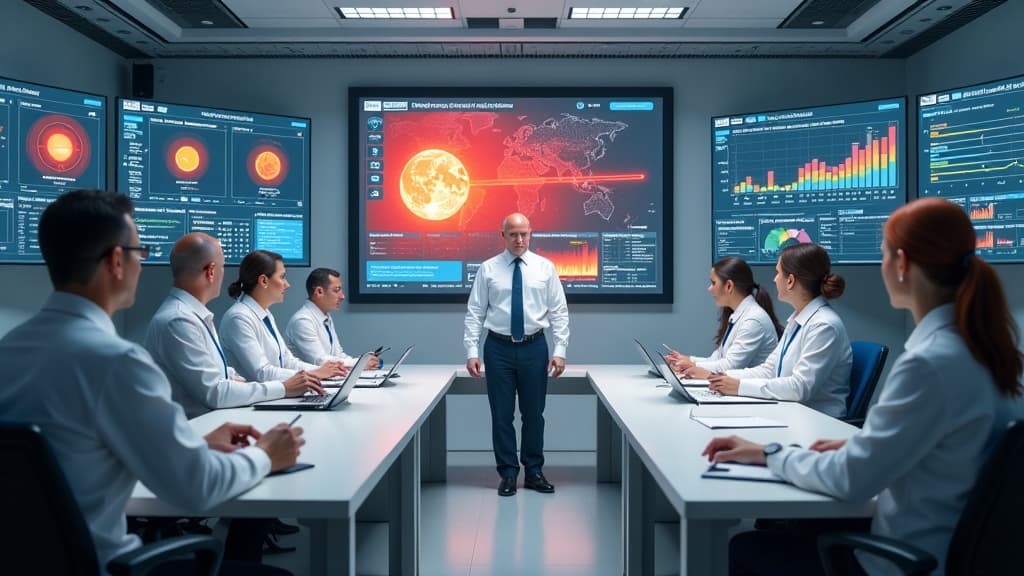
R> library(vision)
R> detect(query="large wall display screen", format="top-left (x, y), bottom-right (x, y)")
top-left (117, 98), bottom-right (310, 265)
top-left (0, 76), bottom-right (105, 262)
top-left (919, 75), bottom-right (1024, 261)
top-left (712, 98), bottom-right (906, 264)
top-left (349, 87), bottom-right (673, 303)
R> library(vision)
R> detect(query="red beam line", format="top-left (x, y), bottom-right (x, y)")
top-left (472, 172), bottom-right (647, 186)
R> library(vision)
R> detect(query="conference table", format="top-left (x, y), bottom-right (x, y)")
top-left (126, 364), bottom-right (455, 576)
top-left (127, 363), bottom-right (872, 576)
top-left (586, 365), bottom-right (874, 576)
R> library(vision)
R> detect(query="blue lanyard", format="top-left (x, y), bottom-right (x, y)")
top-left (194, 313), bottom-right (229, 379)
top-left (262, 316), bottom-right (284, 367)
top-left (324, 318), bottom-right (334, 351)
top-left (720, 321), bottom-right (735, 353)
top-left (777, 323), bottom-right (802, 377)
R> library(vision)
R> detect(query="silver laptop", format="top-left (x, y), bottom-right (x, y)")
top-left (354, 345), bottom-right (414, 388)
top-left (657, 352), bottom-right (776, 405)
top-left (634, 338), bottom-right (668, 378)
top-left (254, 353), bottom-right (372, 411)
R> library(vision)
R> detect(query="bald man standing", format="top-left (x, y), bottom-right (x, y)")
top-left (145, 233), bottom-right (323, 419)
top-left (464, 213), bottom-right (570, 497)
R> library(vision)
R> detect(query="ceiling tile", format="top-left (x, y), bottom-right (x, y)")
top-left (687, 0), bottom-right (804, 19)
top-left (222, 0), bottom-right (334, 18)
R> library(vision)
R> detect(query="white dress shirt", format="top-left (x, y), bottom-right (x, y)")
top-left (0, 292), bottom-right (269, 574)
top-left (220, 294), bottom-right (318, 382)
top-left (690, 294), bottom-right (779, 373)
top-left (464, 249), bottom-right (570, 360)
top-left (725, 296), bottom-right (852, 417)
top-left (144, 288), bottom-right (286, 419)
top-left (767, 304), bottom-right (1005, 575)
top-left (285, 300), bottom-right (357, 366)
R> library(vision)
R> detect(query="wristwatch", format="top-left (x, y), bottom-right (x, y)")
top-left (763, 442), bottom-right (783, 459)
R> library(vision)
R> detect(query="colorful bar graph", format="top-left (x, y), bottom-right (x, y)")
top-left (731, 124), bottom-right (899, 193)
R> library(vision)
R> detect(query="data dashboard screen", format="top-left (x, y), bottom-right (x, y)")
top-left (117, 98), bottom-right (310, 265)
top-left (349, 87), bottom-right (673, 303)
top-left (919, 75), bottom-right (1024, 262)
top-left (712, 98), bottom-right (906, 265)
top-left (0, 76), bottom-right (106, 263)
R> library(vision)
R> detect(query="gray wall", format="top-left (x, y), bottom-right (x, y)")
top-left (0, 1), bottom-right (126, 330)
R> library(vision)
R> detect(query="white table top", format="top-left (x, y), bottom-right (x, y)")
top-left (586, 364), bottom-right (875, 520)
top-left (127, 365), bottom-right (454, 519)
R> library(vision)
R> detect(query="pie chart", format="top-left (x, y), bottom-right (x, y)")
top-left (764, 227), bottom-right (812, 252)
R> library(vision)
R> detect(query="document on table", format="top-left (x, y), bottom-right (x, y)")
top-left (688, 407), bottom-right (787, 429)
top-left (702, 463), bottom-right (786, 484)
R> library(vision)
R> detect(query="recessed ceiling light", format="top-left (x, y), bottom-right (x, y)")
top-left (335, 6), bottom-right (455, 19)
top-left (569, 6), bottom-right (687, 19)
top-left (200, 20), bottom-right (214, 25)
top-left (811, 20), bottom-right (825, 26)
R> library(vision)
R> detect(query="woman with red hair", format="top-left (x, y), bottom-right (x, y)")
top-left (704, 198), bottom-right (1023, 575)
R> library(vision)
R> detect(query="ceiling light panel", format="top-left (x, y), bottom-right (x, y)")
top-left (335, 6), bottom-right (454, 19)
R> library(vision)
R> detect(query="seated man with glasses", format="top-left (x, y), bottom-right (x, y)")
top-left (0, 189), bottom-right (303, 575)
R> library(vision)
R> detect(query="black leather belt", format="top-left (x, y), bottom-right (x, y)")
top-left (488, 329), bottom-right (544, 344)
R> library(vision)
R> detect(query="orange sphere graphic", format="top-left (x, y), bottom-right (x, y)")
top-left (45, 133), bottom-right (74, 163)
top-left (174, 145), bottom-right (201, 173)
top-left (400, 149), bottom-right (470, 221)
top-left (254, 150), bottom-right (282, 181)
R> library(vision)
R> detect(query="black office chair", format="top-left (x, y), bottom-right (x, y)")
top-left (0, 422), bottom-right (223, 576)
top-left (818, 420), bottom-right (1024, 575)
top-left (844, 341), bottom-right (888, 427)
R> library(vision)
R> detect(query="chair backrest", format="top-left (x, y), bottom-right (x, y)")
top-left (946, 420), bottom-right (1024, 575)
top-left (846, 341), bottom-right (888, 420)
top-left (0, 422), bottom-right (100, 576)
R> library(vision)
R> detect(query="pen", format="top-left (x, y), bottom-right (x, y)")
top-left (373, 346), bottom-right (391, 356)
top-left (661, 343), bottom-right (675, 353)
top-left (287, 414), bottom-right (302, 428)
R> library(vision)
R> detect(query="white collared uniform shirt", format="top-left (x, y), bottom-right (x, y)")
top-left (690, 294), bottom-right (779, 372)
top-left (220, 294), bottom-right (318, 382)
top-left (285, 300), bottom-right (357, 366)
top-left (144, 288), bottom-right (286, 418)
top-left (767, 304), bottom-right (1006, 575)
top-left (0, 292), bottom-right (269, 574)
top-left (726, 296), bottom-right (852, 417)
top-left (464, 249), bottom-right (570, 360)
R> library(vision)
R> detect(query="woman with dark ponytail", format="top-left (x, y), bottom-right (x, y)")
top-left (703, 198), bottom-right (1022, 575)
top-left (707, 243), bottom-right (853, 417)
top-left (220, 250), bottom-right (346, 384)
top-left (668, 256), bottom-right (782, 377)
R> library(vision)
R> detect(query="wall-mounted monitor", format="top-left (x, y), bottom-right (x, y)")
top-left (348, 87), bottom-right (673, 303)
top-left (0, 76), bottom-right (106, 263)
top-left (712, 97), bottom-right (907, 265)
top-left (116, 98), bottom-right (310, 265)
top-left (918, 74), bottom-right (1024, 262)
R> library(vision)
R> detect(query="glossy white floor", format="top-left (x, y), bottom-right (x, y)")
top-left (262, 452), bottom-right (622, 576)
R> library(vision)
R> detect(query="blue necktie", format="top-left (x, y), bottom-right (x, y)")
top-left (777, 323), bottom-right (802, 377)
top-left (196, 314), bottom-right (228, 379)
top-left (262, 316), bottom-right (284, 367)
top-left (721, 322), bottom-right (735, 353)
top-left (511, 257), bottom-right (524, 340)
top-left (324, 318), bottom-right (334, 352)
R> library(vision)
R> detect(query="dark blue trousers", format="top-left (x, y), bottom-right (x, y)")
top-left (483, 333), bottom-right (549, 478)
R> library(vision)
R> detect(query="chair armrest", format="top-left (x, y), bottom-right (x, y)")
top-left (842, 417), bottom-right (866, 428)
top-left (818, 532), bottom-right (937, 576)
top-left (107, 534), bottom-right (222, 576)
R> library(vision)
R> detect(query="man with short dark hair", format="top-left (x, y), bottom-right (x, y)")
top-left (284, 267), bottom-right (380, 369)
top-left (0, 190), bottom-right (303, 575)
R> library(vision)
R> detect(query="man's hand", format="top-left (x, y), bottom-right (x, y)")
top-left (256, 423), bottom-right (306, 472)
top-left (708, 374), bottom-right (740, 396)
top-left (810, 439), bottom-right (847, 452)
top-left (367, 355), bottom-right (381, 370)
top-left (466, 358), bottom-right (482, 378)
top-left (283, 370), bottom-right (326, 397)
top-left (548, 356), bottom-right (566, 379)
top-left (311, 361), bottom-right (348, 380)
top-left (702, 435), bottom-right (767, 465)
top-left (205, 423), bottom-right (261, 453)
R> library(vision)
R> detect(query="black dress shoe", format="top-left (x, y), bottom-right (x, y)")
top-left (498, 476), bottom-right (517, 497)
top-left (524, 473), bottom-right (555, 493)
top-left (270, 519), bottom-right (300, 536)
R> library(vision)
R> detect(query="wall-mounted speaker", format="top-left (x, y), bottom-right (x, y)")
top-left (131, 63), bottom-right (154, 99)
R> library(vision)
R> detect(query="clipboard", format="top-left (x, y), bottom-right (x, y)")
top-left (268, 462), bottom-right (315, 477)
top-left (701, 462), bottom-right (786, 484)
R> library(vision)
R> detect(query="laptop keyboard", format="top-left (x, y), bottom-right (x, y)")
top-left (691, 389), bottom-right (723, 401)
top-left (301, 394), bottom-right (331, 404)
